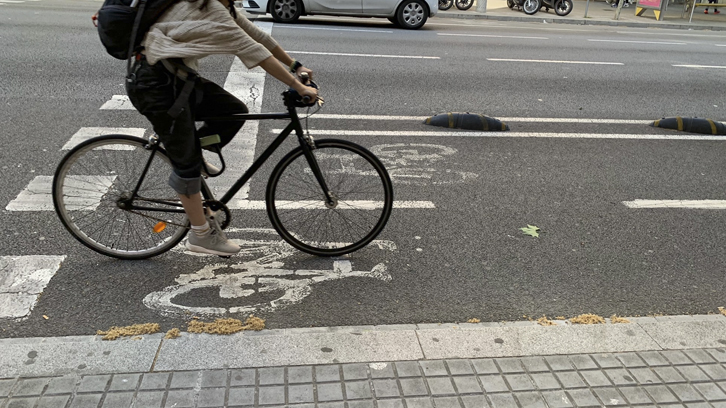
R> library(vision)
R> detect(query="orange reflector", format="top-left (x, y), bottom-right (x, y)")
top-left (153, 222), bottom-right (167, 233)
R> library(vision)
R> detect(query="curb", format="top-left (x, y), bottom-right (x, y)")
top-left (2, 315), bottom-right (726, 379)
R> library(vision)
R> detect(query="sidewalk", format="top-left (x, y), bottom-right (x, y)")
top-left (436, 0), bottom-right (726, 30)
top-left (2, 315), bottom-right (726, 407)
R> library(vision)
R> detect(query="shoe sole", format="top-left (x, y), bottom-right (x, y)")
top-left (185, 242), bottom-right (240, 256)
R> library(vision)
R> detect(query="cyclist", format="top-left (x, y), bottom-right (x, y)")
top-left (126, 0), bottom-right (318, 256)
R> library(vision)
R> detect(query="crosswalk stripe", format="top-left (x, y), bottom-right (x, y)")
top-left (0, 255), bottom-right (66, 319)
top-left (100, 95), bottom-right (135, 110)
top-left (62, 127), bottom-right (145, 150)
top-left (226, 200), bottom-right (436, 209)
top-left (5, 176), bottom-right (116, 212)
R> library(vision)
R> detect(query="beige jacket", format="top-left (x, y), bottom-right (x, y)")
top-left (143, 0), bottom-right (279, 71)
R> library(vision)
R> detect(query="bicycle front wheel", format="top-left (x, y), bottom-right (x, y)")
top-left (53, 135), bottom-right (189, 260)
top-left (266, 139), bottom-right (394, 256)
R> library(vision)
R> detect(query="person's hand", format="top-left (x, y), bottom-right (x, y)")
top-left (293, 81), bottom-right (318, 104)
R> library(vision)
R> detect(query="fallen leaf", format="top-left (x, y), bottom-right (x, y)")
top-left (520, 225), bottom-right (540, 237)
top-left (467, 318), bottom-right (481, 323)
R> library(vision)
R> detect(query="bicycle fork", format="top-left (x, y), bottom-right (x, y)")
top-left (297, 130), bottom-right (338, 209)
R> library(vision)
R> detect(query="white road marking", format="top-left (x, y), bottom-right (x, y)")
top-left (273, 129), bottom-right (726, 140)
top-left (6, 175), bottom-right (116, 212)
top-left (673, 64), bottom-right (726, 69)
top-left (226, 200), bottom-right (436, 209)
top-left (488, 58), bottom-right (624, 65)
top-left (62, 127), bottom-right (145, 150)
top-left (276, 26), bottom-right (393, 33)
top-left (288, 51), bottom-right (440, 59)
top-left (716, 44), bottom-right (726, 47)
top-left (623, 200), bottom-right (726, 209)
top-left (308, 114), bottom-right (653, 124)
top-left (617, 30), bottom-right (725, 38)
top-left (0, 256), bottom-right (66, 320)
top-left (99, 95), bottom-right (135, 110)
top-left (0, 1), bottom-right (27, 3)
top-left (587, 39), bottom-right (687, 45)
top-left (439, 33), bottom-right (548, 40)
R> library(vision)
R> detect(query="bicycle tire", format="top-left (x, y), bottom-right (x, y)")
top-left (266, 139), bottom-right (393, 257)
top-left (53, 135), bottom-right (189, 260)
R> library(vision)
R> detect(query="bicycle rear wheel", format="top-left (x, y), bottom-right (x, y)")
top-left (266, 139), bottom-right (393, 256)
top-left (53, 135), bottom-right (189, 260)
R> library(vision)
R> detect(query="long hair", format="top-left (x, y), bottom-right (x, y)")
top-left (192, 0), bottom-right (237, 17)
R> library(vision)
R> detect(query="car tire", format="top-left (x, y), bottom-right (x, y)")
top-left (270, 0), bottom-right (302, 23)
top-left (397, 0), bottom-right (428, 29)
top-left (388, 16), bottom-right (401, 25)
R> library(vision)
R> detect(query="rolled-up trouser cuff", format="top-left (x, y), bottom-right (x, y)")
top-left (169, 172), bottom-right (202, 195)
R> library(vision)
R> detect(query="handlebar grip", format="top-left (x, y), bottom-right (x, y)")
top-left (302, 95), bottom-right (312, 104)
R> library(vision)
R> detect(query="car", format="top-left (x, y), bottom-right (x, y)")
top-left (240, 0), bottom-right (437, 29)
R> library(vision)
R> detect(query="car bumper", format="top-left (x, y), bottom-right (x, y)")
top-left (424, 0), bottom-right (438, 16)
top-left (240, 0), bottom-right (269, 14)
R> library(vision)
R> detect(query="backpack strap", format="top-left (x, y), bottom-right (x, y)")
top-left (160, 59), bottom-right (200, 119)
top-left (126, 0), bottom-right (148, 75)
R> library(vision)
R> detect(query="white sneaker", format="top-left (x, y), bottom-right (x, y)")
top-left (186, 214), bottom-right (240, 256)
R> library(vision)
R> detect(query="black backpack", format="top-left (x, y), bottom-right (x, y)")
top-left (96, 0), bottom-right (178, 61)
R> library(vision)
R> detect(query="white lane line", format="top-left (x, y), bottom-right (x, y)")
top-left (438, 33), bottom-right (548, 40)
top-left (488, 58), bottom-right (624, 65)
top-left (273, 129), bottom-right (726, 140)
top-left (288, 51), bottom-right (440, 59)
top-left (308, 114), bottom-right (653, 124)
top-left (276, 26), bottom-right (393, 33)
top-left (6, 175), bottom-right (116, 212)
top-left (617, 30), bottom-right (724, 38)
top-left (225, 200), bottom-right (435, 210)
top-left (0, 1), bottom-right (27, 3)
top-left (0, 256), bottom-right (67, 320)
top-left (100, 95), bottom-right (134, 110)
top-left (623, 200), bottom-right (726, 209)
top-left (588, 39), bottom-right (687, 45)
top-left (716, 44), bottom-right (726, 47)
top-left (673, 64), bottom-right (726, 69)
top-left (62, 127), bottom-right (145, 150)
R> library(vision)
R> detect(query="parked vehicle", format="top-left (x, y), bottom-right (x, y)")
top-left (507, 0), bottom-right (541, 14)
top-left (242, 0), bottom-right (438, 29)
top-left (439, 0), bottom-right (473, 10)
top-left (540, 0), bottom-right (573, 15)
top-left (439, 0), bottom-right (454, 10)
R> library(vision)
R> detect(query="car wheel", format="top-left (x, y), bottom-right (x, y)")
top-left (271, 0), bottom-right (302, 23)
top-left (397, 0), bottom-right (428, 29)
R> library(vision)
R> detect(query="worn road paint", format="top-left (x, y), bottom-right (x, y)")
top-left (288, 51), bottom-right (440, 59)
top-left (487, 58), bottom-right (624, 65)
top-left (370, 144), bottom-right (478, 186)
top-left (623, 200), bottom-right (726, 209)
top-left (672, 64), bottom-right (726, 69)
top-left (308, 114), bottom-right (654, 124)
top-left (439, 33), bottom-right (548, 40)
top-left (0, 256), bottom-right (66, 319)
top-left (62, 128), bottom-right (145, 150)
top-left (6, 175), bottom-right (116, 212)
top-left (99, 95), bottom-right (135, 110)
top-left (587, 39), bottom-right (686, 45)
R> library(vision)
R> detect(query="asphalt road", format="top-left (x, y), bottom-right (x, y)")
top-left (1, 0), bottom-right (725, 338)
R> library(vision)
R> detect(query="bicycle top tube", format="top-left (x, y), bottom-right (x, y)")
top-left (203, 91), bottom-right (308, 122)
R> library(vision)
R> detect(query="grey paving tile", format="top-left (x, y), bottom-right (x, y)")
top-left (644, 385), bottom-right (679, 404)
top-left (687, 403), bottom-right (712, 408)
top-left (288, 366), bottom-right (313, 384)
top-left (488, 393), bottom-right (517, 408)
top-left (461, 395), bottom-right (489, 408)
top-left (258, 368), bottom-right (284, 385)
top-left (529, 373), bottom-right (560, 390)
top-left (471, 359), bottom-right (499, 375)
top-left (69, 393), bottom-right (103, 408)
top-left (432, 396), bottom-right (461, 408)
top-left (169, 372), bottom-right (199, 389)
top-left (0, 379), bottom-right (16, 397)
top-left (400, 378), bottom-right (428, 397)
top-left (8, 397), bottom-right (40, 408)
top-left (406, 397), bottom-right (434, 408)
top-left (316, 365), bottom-right (341, 383)
top-left (654, 366), bottom-right (687, 383)
top-left (496, 358), bottom-right (525, 373)
top-left (345, 380), bottom-right (373, 400)
top-left (164, 390), bottom-right (196, 408)
top-left (712, 403), bottom-right (726, 408)
top-left (694, 383), bottom-right (726, 401)
top-left (545, 356), bottom-right (574, 372)
top-left (200, 370), bottom-right (227, 388)
top-left (258, 385), bottom-right (285, 405)
top-left (347, 401), bottom-right (375, 408)
top-left (701, 364), bottom-right (726, 381)
top-left (630, 367), bottom-right (662, 385)
top-left (197, 388), bottom-right (225, 407)
top-left (662, 350), bottom-right (694, 365)
top-left (427, 377), bottom-right (456, 396)
top-left (139, 373), bottom-right (169, 391)
top-left (615, 352), bottom-right (647, 368)
top-left (44, 376), bottom-right (79, 395)
top-left (580, 370), bottom-right (613, 387)
top-left (227, 387), bottom-right (255, 406)
top-left (619, 386), bottom-right (654, 405)
top-left (505, 374), bottom-right (535, 391)
top-left (568, 355), bottom-right (597, 370)
top-left (446, 360), bottom-right (474, 376)
top-left (288, 383), bottom-right (314, 403)
top-left (373, 379), bottom-right (400, 398)
top-left (639, 351), bottom-right (670, 367)
top-left (520, 357), bottom-right (549, 373)
top-left (685, 350), bottom-right (716, 364)
top-left (677, 366), bottom-right (711, 382)
top-left (109, 374), bottom-right (141, 392)
top-left (133, 390), bottom-right (165, 408)
top-left (479, 375), bottom-right (508, 393)
top-left (453, 376), bottom-right (482, 394)
top-left (377, 399), bottom-right (404, 408)
top-left (370, 363), bottom-right (395, 379)
top-left (343, 364), bottom-right (368, 380)
top-left (420, 361), bottom-right (448, 377)
top-left (707, 349), bottom-right (726, 363)
top-left (102, 391), bottom-right (134, 408)
top-left (554, 371), bottom-right (586, 389)
top-left (318, 402), bottom-right (346, 408)
top-left (395, 361), bottom-right (423, 378)
top-left (541, 390), bottom-right (574, 408)
top-left (514, 391), bottom-right (546, 408)
top-left (230, 369), bottom-right (255, 387)
top-left (592, 354), bottom-right (622, 369)
top-left (592, 388), bottom-right (625, 406)
top-left (669, 383), bottom-right (707, 403)
top-left (566, 389), bottom-right (600, 407)
top-left (604, 368), bottom-right (636, 386)
top-left (13, 378), bottom-right (48, 397)
top-left (37, 395), bottom-right (71, 408)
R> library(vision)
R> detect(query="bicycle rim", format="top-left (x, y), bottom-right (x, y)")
top-left (266, 139), bottom-right (393, 256)
top-left (53, 135), bottom-right (188, 259)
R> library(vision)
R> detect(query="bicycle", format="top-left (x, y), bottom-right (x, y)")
top-left (52, 85), bottom-right (394, 260)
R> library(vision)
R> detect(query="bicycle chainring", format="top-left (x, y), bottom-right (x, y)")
top-left (204, 200), bottom-right (232, 230)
